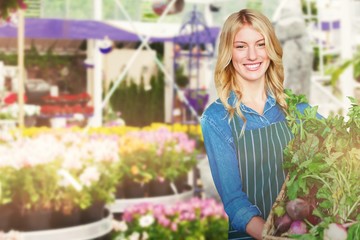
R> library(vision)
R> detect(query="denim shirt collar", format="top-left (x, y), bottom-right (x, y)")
top-left (228, 91), bottom-right (276, 115)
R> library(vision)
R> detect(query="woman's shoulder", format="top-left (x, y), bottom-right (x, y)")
top-left (201, 99), bottom-right (229, 122)
top-left (200, 98), bottom-right (234, 142)
top-left (200, 98), bottom-right (234, 131)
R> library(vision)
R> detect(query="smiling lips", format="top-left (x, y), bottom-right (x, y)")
top-left (244, 63), bottom-right (261, 71)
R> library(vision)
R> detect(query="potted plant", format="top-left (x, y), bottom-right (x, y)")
top-left (52, 132), bottom-right (123, 225)
top-left (0, 130), bottom-right (123, 230)
top-left (0, 164), bottom-right (14, 232)
top-left (118, 127), bottom-right (198, 198)
top-left (146, 127), bottom-right (198, 195)
top-left (117, 132), bottom-right (154, 198)
top-left (1, 134), bottom-right (63, 231)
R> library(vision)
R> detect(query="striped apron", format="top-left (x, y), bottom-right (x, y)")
top-left (228, 119), bottom-right (293, 240)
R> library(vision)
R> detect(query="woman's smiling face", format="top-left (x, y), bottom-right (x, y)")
top-left (231, 24), bottom-right (270, 84)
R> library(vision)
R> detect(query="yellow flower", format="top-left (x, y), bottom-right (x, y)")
top-left (131, 165), bottom-right (139, 175)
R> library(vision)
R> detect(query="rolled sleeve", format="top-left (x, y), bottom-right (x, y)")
top-left (232, 205), bottom-right (262, 232)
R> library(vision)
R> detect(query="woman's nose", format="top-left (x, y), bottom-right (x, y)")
top-left (247, 46), bottom-right (257, 60)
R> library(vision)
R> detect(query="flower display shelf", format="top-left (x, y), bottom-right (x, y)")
top-left (13, 209), bottom-right (113, 240)
top-left (108, 190), bottom-right (194, 213)
top-left (42, 93), bottom-right (91, 106)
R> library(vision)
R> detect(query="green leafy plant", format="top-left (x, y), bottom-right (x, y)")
top-left (273, 91), bottom-right (360, 238)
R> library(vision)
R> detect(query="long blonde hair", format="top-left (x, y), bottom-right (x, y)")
top-left (215, 9), bottom-right (287, 122)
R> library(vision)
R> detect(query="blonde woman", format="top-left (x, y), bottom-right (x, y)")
top-left (200, 9), bottom-right (316, 239)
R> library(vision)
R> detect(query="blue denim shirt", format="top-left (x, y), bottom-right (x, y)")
top-left (200, 92), bottom-right (310, 233)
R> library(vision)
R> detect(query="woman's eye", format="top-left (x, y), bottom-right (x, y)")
top-left (257, 43), bottom-right (265, 47)
top-left (235, 45), bottom-right (245, 49)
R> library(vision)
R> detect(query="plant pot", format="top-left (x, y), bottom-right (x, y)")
top-left (0, 203), bottom-right (16, 232)
top-left (80, 201), bottom-right (105, 224)
top-left (20, 208), bottom-right (53, 231)
top-left (115, 182), bottom-right (125, 199)
top-left (148, 179), bottom-right (172, 197)
top-left (52, 207), bottom-right (81, 229)
top-left (174, 174), bottom-right (190, 193)
top-left (123, 178), bottom-right (148, 199)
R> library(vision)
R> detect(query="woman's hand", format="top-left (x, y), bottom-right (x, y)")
top-left (246, 216), bottom-right (265, 239)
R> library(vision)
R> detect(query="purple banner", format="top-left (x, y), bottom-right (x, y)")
top-left (0, 18), bottom-right (220, 43)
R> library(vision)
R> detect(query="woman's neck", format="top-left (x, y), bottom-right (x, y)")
top-left (240, 82), bottom-right (267, 115)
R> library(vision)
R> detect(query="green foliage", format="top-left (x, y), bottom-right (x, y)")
top-left (282, 93), bottom-right (360, 238)
top-left (347, 221), bottom-right (360, 240)
top-left (301, 0), bottom-right (318, 21)
top-left (109, 72), bottom-right (165, 127)
top-left (327, 47), bottom-right (360, 94)
top-left (23, 43), bottom-right (72, 68)
top-left (10, 162), bottom-right (61, 211)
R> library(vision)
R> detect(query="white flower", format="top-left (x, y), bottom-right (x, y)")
top-left (1, 104), bottom-right (40, 117)
top-left (128, 232), bottom-right (140, 240)
top-left (141, 232), bottom-right (149, 240)
top-left (62, 148), bottom-right (83, 170)
top-left (90, 139), bottom-right (120, 163)
top-left (112, 220), bottom-right (128, 232)
top-left (139, 214), bottom-right (155, 228)
top-left (79, 166), bottom-right (100, 187)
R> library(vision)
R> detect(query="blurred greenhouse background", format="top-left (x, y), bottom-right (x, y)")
top-left (0, 0), bottom-right (360, 239)
top-left (5, 0), bottom-right (357, 122)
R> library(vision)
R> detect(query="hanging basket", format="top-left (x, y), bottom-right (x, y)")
top-left (98, 37), bottom-right (113, 54)
top-left (99, 46), bottom-right (112, 54)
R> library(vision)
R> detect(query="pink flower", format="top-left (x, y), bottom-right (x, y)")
top-left (122, 211), bottom-right (133, 222)
top-left (170, 222), bottom-right (178, 232)
top-left (157, 215), bottom-right (170, 227)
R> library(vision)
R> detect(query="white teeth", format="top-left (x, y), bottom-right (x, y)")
top-left (245, 63), bottom-right (261, 70)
